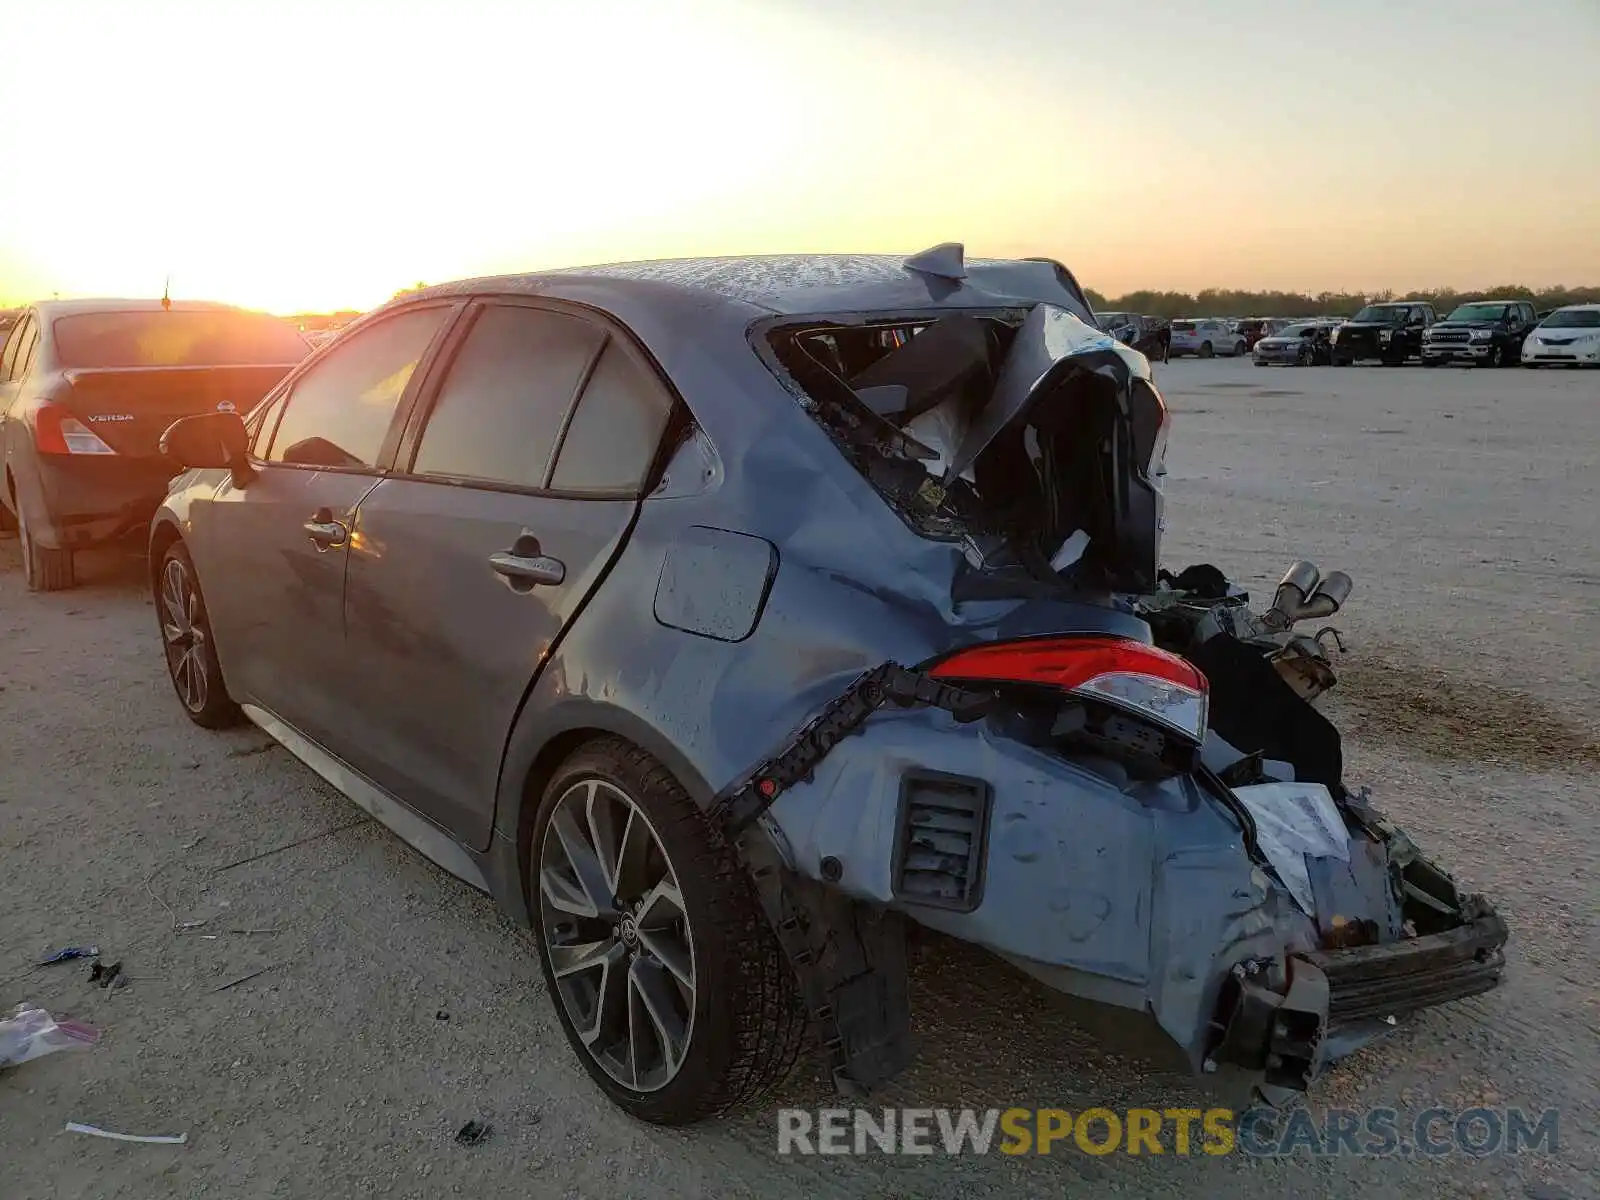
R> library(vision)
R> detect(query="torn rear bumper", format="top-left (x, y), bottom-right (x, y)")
top-left (1309, 901), bottom-right (1509, 1028)
top-left (1213, 900), bottom-right (1509, 1090)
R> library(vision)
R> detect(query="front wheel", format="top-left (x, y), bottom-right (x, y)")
top-left (532, 738), bottom-right (805, 1124)
top-left (156, 541), bottom-right (241, 728)
top-left (1233, 341), bottom-right (1248, 357)
top-left (1483, 345), bottom-right (1504, 368)
top-left (18, 505), bottom-right (75, 592)
top-left (1199, 341), bottom-right (1214, 359)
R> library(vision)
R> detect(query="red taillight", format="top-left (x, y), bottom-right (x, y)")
top-left (34, 404), bottom-right (116, 456)
top-left (929, 635), bottom-right (1209, 741)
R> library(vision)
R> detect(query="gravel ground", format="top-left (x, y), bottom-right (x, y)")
top-left (1, 357), bottom-right (1596, 1199)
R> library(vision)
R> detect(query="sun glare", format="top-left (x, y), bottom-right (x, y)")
top-left (1, 0), bottom-right (1596, 312)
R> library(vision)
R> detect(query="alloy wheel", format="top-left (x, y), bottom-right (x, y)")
top-left (160, 557), bottom-right (209, 713)
top-left (539, 778), bottom-right (696, 1093)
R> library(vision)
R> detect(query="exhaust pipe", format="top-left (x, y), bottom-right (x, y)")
top-left (1263, 562), bottom-right (1354, 630)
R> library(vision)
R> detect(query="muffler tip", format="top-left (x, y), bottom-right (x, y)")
top-left (1277, 561), bottom-right (1321, 602)
top-left (1312, 571), bottom-right (1353, 610)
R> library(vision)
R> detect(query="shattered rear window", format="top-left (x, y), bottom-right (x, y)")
top-left (757, 305), bottom-right (1169, 595)
top-left (763, 313), bottom-right (1017, 541)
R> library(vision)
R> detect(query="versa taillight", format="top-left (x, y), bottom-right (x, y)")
top-left (35, 404), bottom-right (116, 456)
top-left (929, 635), bottom-right (1209, 742)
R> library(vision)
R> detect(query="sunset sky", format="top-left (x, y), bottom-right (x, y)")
top-left (2, 0), bottom-right (1596, 314)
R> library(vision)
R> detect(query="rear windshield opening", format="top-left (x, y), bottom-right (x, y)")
top-left (53, 310), bottom-right (310, 369)
top-left (762, 309), bottom-right (1164, 589)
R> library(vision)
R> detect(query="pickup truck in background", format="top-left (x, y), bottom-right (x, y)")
top-left (1421, 299), bottom-right (1539, 368)
top-left (1330, 302), bottom-right (1435, 366)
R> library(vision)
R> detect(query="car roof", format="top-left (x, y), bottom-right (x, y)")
top-left (1549, 302), bottom-right (1600, 311)
top-left (395, 252), bottom-right (1095, 322)
top-left (28, 298), bottom-right (255, 318)
top-left (371, 251), bottom-right (1102, 471)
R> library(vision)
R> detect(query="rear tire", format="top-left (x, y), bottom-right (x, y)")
top-left (155, 541), bottom-right (242, 728)
top-left (1233, 341), bottom-right (1247, 357)
top-left (531, 737), bottom-right (806, 1125)
top-left (18, 505), bottom-right (76, 592)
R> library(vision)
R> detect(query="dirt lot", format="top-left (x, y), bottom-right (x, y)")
top-left (2, 358), bottom-right (1596, 1199)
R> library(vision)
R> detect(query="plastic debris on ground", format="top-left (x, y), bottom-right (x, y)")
top-left (37, 946), bottom-right (99, 966)
top-left (88, 961), bottom-right (126, 990)
top-left (455, 1120), bottom-right (492, 1145)
top-left (65, 1122), bottom-right (188, 1144)
top-left (0, 1004), bottom-right (101, 1069)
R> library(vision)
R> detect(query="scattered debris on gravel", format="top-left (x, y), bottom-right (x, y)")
top-left (1332, 654), bottom-right (1600, 769)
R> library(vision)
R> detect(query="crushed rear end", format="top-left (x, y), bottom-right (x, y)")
top-left (725, 290), bottom-right (1507, 1100)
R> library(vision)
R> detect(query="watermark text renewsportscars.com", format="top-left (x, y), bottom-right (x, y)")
top-left (776, 1106), bottom-right (1560, 1158)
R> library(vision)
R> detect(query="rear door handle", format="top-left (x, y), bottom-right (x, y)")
top-left (304, 506), bottom-right (348, 549)
top-left (489, 550), bottom-right (565, 587)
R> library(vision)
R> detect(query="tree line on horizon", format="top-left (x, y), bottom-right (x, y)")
top-left (285, 278), bottom-right (1600, 325)
top-left (1083, 283), bottom-right (1600, 319)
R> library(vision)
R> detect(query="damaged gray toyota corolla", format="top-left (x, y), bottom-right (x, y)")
top-left (151, 244), bottom-right (1508, 1126)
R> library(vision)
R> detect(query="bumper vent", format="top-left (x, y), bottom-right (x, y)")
top-left (892, 770), bottom-right (992, 912)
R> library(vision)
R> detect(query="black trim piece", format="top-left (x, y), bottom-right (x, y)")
top-left (737, 831), bottom-right (914, 1094)
top-left (378, 300), bottom-right (472, 472)
top-left (391, 299), bottom-right (484, 474)
top-left (712, 662), bottom-right (993, 835)
top-left (541, 332), bottom-right (610, 490)
top-left (890, 769), bottom-right (993, 913)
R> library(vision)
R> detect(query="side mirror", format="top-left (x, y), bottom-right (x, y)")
top-left (160, 411), bottom-right (254, 487)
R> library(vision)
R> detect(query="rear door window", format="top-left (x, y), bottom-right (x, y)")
top-left (266, 307), bottom-right (449, 469)
top-left (410, 303), bottom-right (605, 490)
top-left (0, 318), bottom-right (25, 381)
top-left (549, 341), bottom-right (674, 495)
top-left (7, 318), bottom-right (39, 382)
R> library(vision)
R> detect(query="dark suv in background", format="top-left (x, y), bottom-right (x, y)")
top-left (1421, 300), bottom-right (1538, 368)
top-left (1330, 302), bottom-right (1434, 366)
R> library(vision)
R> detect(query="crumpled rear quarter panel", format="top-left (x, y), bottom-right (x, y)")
top-left (767, 705), bottom-right (1320, 1065)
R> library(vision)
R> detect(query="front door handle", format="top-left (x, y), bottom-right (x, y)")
top-left (304, 506), bottom-right (348, 549)
top-left (489, 550), bottom-right (565, 587)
